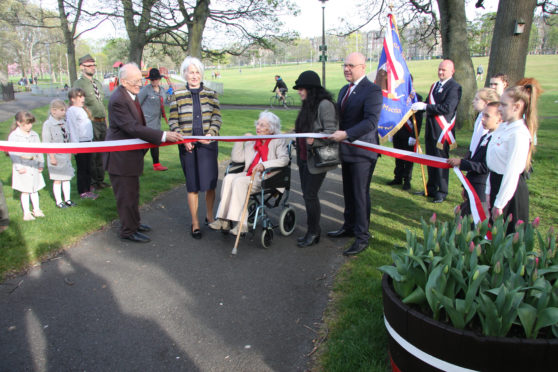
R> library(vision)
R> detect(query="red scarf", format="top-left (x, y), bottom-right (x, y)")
top-left (246, 139), bottom-right (271, 176)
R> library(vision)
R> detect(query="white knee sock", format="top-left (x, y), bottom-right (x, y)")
top-left (53, 183), bottom-right (62, 204)
top-left (62, 181), bottom-right (71, 201)
top-left (21, 193), bottom-right (30, 214)
top-left (30, 192), bottom-right (40, 211)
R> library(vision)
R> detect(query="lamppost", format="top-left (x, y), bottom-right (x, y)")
top-left (318, 0), bottom-right (328, 88)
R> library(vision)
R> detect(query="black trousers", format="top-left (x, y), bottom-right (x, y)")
top-left (75, 153), bottom-right (92, 194)
top-left (90, 120), bottom-right (107, 185)
top-left (425, 138), bottom-right (449, 199)
top-left (489, 172), bottom-right (529, 235)
top-left (392, 130), bottom-right (414, 182)
top-left (341, 159), bottom-right (377, 243)
top-left (109, 173), bottom-right (141, 238)
top-left (150, 147), bottom-right (160, 164)
top-left (298, 159), bottom-right (327, 235)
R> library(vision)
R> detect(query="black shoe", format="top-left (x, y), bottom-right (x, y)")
top-left (327, 228), bottom-right (354, 238)
top-left (138, 224), bottom-right (152, 232)
top-left (121, 232), bottom-right (151, 243)
top-left (343, 241), bottom-right (368, 256)
top-left (414, 191), bottom-right (433, 197)
top-left (433, 197), bottom-right (445, 204)
top-left (65, 200), bottom-right (77, 207)
top-left (191, 225), bottom-right (202, 240)
top-left (56, 202), bottom-right (68, 209)
top-left (402, 181), bottom-right (411, 190)
top-left (297, 235), bottom-right (307, 244)
top-left (386, 179), bottom-right (402, 186)
top-left (297, 234), bottom-right (320, 248)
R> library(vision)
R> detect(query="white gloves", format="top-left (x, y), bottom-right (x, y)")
top-left (411, 102), bottom-right (427, 111)
top-left (408, 137), bottom-right (417, 146)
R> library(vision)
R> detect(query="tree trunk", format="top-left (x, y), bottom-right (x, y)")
top-left (128, 34), bottom-right (146, 66)
top-left (187, 0), bottom-right (210, 58)
top-left (485, 0), bottom-right (537, 87)
top-left (437, 0), bottom-right (477, 130)
top-left (58, 0), bottom-right (78, 84)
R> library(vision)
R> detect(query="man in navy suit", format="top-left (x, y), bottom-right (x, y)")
top-left (105, 63), bottom-right (182, 243)
top-left (329, 52), bottom-right (383, 256)
top-left (411, 59), bottom-right (462, 203)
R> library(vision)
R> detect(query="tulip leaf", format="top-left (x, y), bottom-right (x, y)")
top-left (402, 286), bottom-right (426, 305)
top-left (518, 303), bottom-right (537, 338)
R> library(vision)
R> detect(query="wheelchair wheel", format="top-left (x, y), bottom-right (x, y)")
top-left (247, 199), bottom-right (257, 225)
top-left (278, 207), bottom-right (296, 236)
top-left (260, 228), bottom-right (274, 249)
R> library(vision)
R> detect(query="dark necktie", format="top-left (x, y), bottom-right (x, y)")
top-left (473, 133), bottom-right (490, 158)
top-left (134, 98), bottom-right (146, 126)
top-left (341, 83), bottom-right (354, 110)
top-left (92, 80), bottom-right (100, 101)
top-left (435, 81), bottom-right (442, 93)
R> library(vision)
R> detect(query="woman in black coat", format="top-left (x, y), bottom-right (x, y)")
top-left (293, 71), bottom-right (339, 247)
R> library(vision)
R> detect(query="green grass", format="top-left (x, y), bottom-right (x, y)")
top-left (0, 106), bottom-right (298, 277)
top-left (1, 55), bottom-right (557, 371)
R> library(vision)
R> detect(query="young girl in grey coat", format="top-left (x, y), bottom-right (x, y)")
top-left (42, 99), bottom-right (76, 208)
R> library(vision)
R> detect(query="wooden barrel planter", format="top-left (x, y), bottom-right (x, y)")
top-left (382, 274), bottom-right (558, 372)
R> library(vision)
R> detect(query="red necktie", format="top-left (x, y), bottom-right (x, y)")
top-left (134, 98), bottom-right (146, 126)
top-left (341, 83), bottom-right (354, 110)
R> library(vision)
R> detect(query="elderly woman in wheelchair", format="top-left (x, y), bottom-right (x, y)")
top-left (209, 111), bottom-right (290, 236)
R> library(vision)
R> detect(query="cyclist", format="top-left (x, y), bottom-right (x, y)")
top-left (272, 75), bottom-right (288, 106)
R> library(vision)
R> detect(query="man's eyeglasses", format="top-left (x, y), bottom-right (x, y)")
top-left (83, 64), bottom-right (96, 68)
top-left (125, 79), bottom-right (143, 86)
top-left (342, 63), bottom-right (364, 69)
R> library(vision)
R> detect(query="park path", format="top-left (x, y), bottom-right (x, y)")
top-left (0, 92), bottom-right (54, 122)
top-left (0, 92), bottom-right (350, 371)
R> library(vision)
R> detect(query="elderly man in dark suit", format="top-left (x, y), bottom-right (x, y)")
top-left (105, 63), bottom-right (183, 243)
top-left (411, 59), bottom-right (462, 203)
top-left (329, 52), bottom-right (383, 256)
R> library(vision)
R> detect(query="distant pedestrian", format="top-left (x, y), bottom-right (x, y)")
top-left (7, 111), bottom-right (46, 221)
top-left (34, 76), bottom-right (38, 85)
top-left (42, 99), bottom-right (76, 208)
top-left (66, 88), bottom-right (98, 200)
top-left (476, 64), bottom-right (484, 81)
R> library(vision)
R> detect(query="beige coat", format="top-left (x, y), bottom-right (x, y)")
top-left (216, 138), bottom-right (289, 224)
top-left (8, 128), bottom-right (46, 193)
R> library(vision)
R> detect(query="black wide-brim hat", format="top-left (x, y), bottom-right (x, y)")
top-left (293, 70), bottom-right (321, 90)
top-left (147, 68), bottom-right (163, 80)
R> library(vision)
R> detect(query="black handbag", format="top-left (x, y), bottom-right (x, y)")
top-left (311, 142), bottom-right (340, 168)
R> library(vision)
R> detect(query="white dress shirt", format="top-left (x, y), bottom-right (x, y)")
top-left (486, 119), bottom-right (531, 209)
top-left (469, 112), bottom-right (488, 153)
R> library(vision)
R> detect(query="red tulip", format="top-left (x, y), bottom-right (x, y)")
top-left (532, 217), bottom-right (540, 228)
top-left (430, 213), bottom-right (437, 224)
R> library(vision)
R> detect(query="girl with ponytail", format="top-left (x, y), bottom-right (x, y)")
top-left (486, 82), bottom-right (539, 234)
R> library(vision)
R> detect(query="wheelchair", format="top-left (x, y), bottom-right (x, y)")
top-left (225, 140), bottom-right (296, 248)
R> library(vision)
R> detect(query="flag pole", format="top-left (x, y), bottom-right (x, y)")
top-left (411, 112), bottom-right (428, 196)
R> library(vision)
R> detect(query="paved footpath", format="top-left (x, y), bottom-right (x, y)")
top-left (0, 160), bottom-right (352, 371)
top-left (0, 92), bottom-right (54, 122)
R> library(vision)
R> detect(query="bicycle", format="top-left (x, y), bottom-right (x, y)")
top-left (269, 94), bottom-right (294, 109)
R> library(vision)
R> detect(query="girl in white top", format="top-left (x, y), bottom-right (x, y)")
top-left (42, 99), bottom-right (76, 208)
top-left (486, 83), bottom-right (538, 234)
top-left (66, 88), bottom-right (98, 200)
top-left (469, 88), bottom-right (499, 154)
top-left (8, 111), bottom-right (46, 221)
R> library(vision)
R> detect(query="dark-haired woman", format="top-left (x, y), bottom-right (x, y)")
top-left (293, 70), bottom-right (339, 247)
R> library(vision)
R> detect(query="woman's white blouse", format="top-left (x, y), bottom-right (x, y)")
top-left (486, 119), bottom-right (531, 209)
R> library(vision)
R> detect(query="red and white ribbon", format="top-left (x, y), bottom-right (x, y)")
top-left (428, 83), bottom-right (457, 148)
top-left (1, 133), bottom-right (486, 224)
